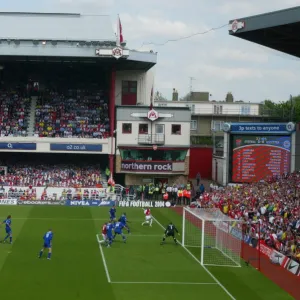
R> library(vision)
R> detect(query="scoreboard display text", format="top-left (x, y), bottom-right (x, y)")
top-left (232, 135), bottom-right (291, 182)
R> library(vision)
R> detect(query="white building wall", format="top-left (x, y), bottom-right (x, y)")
top-left (115, 69), bottom-right (154, 106)
top-left (116, 120), bottom-right (190, 146)
top-left (155, 101), bottom-right (260, 116)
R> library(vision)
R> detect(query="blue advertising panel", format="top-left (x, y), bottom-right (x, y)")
top-left (50, 144), bottom-right (102, 152)
top-left (0, 143), bottom-right (36, 150)
top-left (65, 200), bottom-right (115, 206)
top-left (227, 122), bottom-right (295, 134)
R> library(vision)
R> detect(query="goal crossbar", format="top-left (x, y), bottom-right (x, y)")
top-left (182, 207), bottom-right (242, 267)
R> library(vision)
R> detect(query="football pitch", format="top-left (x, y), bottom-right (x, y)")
top-left (0, 206), bottom-right (293, 300)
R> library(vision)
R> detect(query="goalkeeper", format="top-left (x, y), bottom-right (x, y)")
top-left (160, 222), bottom-right (180, 245)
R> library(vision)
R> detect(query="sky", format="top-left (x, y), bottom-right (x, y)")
top-left (2, 0), bottom-right (300, 103)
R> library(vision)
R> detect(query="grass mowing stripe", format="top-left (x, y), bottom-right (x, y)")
top-left (151, 212), bottom-right (236, 300)
top-left (0, 206), bottom-right (118, 300)
top-left (96, 234), bottom-right (111, 283)
top-left (0, 208), bottom-right (32, 274)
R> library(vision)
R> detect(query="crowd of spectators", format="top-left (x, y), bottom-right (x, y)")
top-left (35, 89), bottom-right (110, 138)
top-left (0, 91), bottom-right (30, 136)
top-left (0, 186), bottom-right (109, 201)
top-left (0, 164), bottom-right (104, 187)
top-left (197, 173), bottom-right (300, 263)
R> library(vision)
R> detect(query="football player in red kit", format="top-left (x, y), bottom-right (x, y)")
top-left (142, 208), bottom-right (153, 227)
top-left (100, 222), bottom-right (107, 244)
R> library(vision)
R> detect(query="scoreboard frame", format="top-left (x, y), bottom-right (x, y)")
top-left (213, 122), bottom-right (296, 186)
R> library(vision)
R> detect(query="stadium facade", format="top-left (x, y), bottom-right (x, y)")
top-left (115, 106), bottom-right (191, 185)
top-left (0, 11), bottom-right (191, 189)
top-left (228, 6), bottom-right (300, 173)
top-left (227, 8), bottom-right (300, 293)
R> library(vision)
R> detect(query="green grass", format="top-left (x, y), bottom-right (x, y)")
top-left (0, 206), bottom-right (293, 300)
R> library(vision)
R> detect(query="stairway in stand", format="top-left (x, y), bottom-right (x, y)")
top-left (27, 96), bottom-right (38, 136)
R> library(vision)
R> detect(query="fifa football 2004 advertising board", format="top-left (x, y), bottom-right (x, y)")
top-left (118, 200), bottom-right (171, 208)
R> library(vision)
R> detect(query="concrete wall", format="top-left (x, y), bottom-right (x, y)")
top-left (116, 106), bottom-right (191, 147)
top-left (115, 70), bottom-right (154, 106)
top-left (155, 101), bottom-right (260, 116)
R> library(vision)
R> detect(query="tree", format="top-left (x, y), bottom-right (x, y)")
top-left (154, 91), bottom-right (168, 101)
top-left (261, 95), bottom-right (300, 122)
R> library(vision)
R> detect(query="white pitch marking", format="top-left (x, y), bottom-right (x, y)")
top-left (111, 281), bottom-right (218, 285)
top-left (0, 217), bottom-right (142, 222)
top-left (151, 214), bottom-right (236, 300)
top-left (126, 234), bottom-right (161, 237)
top-left (96, 234), bottom-right (111, 283)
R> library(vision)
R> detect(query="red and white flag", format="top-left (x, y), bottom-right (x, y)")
top-left (117, 15), bottom-right (124, 46)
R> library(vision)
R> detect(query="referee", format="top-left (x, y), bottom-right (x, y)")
top-left (160, 222), bottom-right (180, 245)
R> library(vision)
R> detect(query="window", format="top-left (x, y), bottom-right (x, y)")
top-left (241, 105), bottom-right (250, 115)
top-left (213, 105), bottom-right (223, 114)
top-left (171, 124), bottom-right (181, 135)
top-left (139, 123), bottom-right (148, 134)
top-left (211, 121), bottom-right (224, 132)
top-left (122, 123), bottom-right (132, 134)
top-left (155, 124), bottom-right (164, 134)
top-left (122, 80), bottom-right (137, 94)
top-left (191, 120), bottom-right (197, 130)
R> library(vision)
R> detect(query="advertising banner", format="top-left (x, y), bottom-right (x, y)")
top-left (121, 161), bottom-right (172, 172)
top-left (0, 143), bottom-right (36, 150)
top-left (118, 200), bottom-right (171, 208)
top-left (230, 226), bottom-right (243, 241)
top-left (0, 199), bottom-right (17, 205)
top-left (50, 144), bottom-right (102, 152)
top-left (65, 200), bottom-right (115, 206)
top-left (286, 259), bottom-right (300, 276)
top-left (18, 200), bottom-right (64, 205)
top-left (229, 123), bottom-right (295, 134)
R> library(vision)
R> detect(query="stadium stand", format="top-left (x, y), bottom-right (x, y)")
top-left (0, 164), bottom-right (104, 187)
top-left (0, 91), bottom-right (30, 136)
top-left (34, 89), bottom-right (110, 138)
top-left (196, 173), bottom-right (300, 263)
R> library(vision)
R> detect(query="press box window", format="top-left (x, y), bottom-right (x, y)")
top-left (171, 124), bottom-right (181, 135)
top-left (122, 123), bottom-right (132, 134)
top-left (139, 124), bottom-right (148, 134)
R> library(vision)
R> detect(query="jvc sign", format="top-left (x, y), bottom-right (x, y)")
top-left (121, 162), bottom-right (172, 172)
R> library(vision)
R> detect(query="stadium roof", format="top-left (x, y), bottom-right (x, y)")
top-left (0, 12), bottom-right (157, 71)
top-left (0, 12), bottom-right (115, 42)
top-left (228, 6), bottom-right (300, 58)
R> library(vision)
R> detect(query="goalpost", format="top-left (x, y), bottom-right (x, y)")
top-left (182, 207), bottom-right (242, 267)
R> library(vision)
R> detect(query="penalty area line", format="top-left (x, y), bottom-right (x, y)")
top-left (151, 214), bottom-right (236, 300)
top-left (111, 281), bottom-right (218, 285)
top-left (96, 234), bottom-right (111, 283)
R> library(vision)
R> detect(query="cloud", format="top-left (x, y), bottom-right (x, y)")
top-left (3, 0), bottom-right (300, 103)
top-left (56, 0), bottom-right (114, 11)
top-left (218, 0), bottom-right (300, 17)
top-left (212, 48), bottom-right (269, 63)
top-left (120, 13), bottom-right (205, 43)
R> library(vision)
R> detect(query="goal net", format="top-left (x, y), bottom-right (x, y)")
top-left (182, 207), bottom-right (242, 267)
